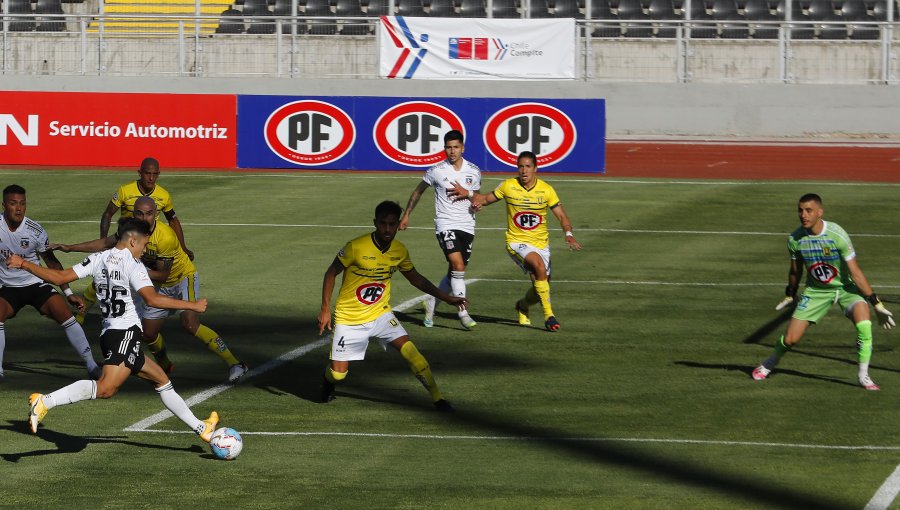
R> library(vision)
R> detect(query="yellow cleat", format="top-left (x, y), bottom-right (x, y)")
top-left (199, 411), bottom-right (219, 442)
top-left (28, 393), bottom-right (48, 434)
top-left (515, 300), bottom-right (531, 326)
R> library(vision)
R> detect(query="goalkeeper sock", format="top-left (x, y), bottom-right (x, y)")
top-left (533, 279), bottom-right (555, 320)
top-left (763, 336), bottom-right (792, 369)
top-left (856, 320), bottom-right (873, 377)
top-left (194, 325), bottom-right (240, 366)
top-left (400, 341), bottom-right (443, 403)
top-left (147, 333), bottom-right (172, 367)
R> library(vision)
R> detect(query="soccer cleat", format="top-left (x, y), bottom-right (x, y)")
top-left (545, 316), bottom-right (561, 332)
top-left (199, 411), bottom-right (219, 442)
top-left (28, 393), bottom-right (48, 434)
top-left (515, 300), bottom-right (531, 326)
top-left (320, 377), bottom-right (336, 403)
top-left (459, 312), bottom-right (477, 331)
top-left (228, 362), bottom-right (249, 383)
top-left (859, 375), bottom-right (880, 391)
top-left (433, 399), bottom-right (454, 412)
top-left (751, 365), bottom-right (771, 381)
top-left (423, 297), bottom-right (435, 328)
top-left (88, 366), bottom-right (103, 380)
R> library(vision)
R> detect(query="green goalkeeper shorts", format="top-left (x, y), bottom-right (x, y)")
top-left (792, 286), bottom-right (866, 324)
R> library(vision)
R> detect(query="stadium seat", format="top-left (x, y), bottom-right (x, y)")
top-left (35, 0), bottom-right (66, 31)
top-left (744, 0), bottom-right (779, 37)
top-left (336, 0), bottom-right (367, 34)
top-left (687, 0), bottom-right (718, 37)
top-left (243, 0), bottom-right (276, 33)
top-left (842, 0), bottom-right (878, 38)
top-left (586, 0), bottom-right (619, 35)
top-left (366, 0), bottom-right (393, 15)
top-left (527, 0), bottom-right (552, 17)
top-left (618, 0), bottom-right (654, 36)
top-left (215, 7), bottom-right (246, 32)
top-left (399, 0), bottom-right (427, 15)
top-left (305, 0), bottom-right (336, 34)
top-left (429, 0), bottom-right (458, 16)
top-left (6, 0), bottom-right (36, 31)
top-left (648, 0), bottom-right (680, 37)
top-left (491, 0), bottom-right (520, 17)
top-left (459, 0), bottom-right (486, 16)
top-left (555, 0), bottom-right (585, 17)
top-left (807, 0), bottom-right (846, 38)
top-left (778, 0), bottom-right (814, 38)
top-left (273, 0), bottom-right (307, 34)
top-left (872, 0), bottom-right (897, 20)
top-left (713, 0), bottom-right (750, 38)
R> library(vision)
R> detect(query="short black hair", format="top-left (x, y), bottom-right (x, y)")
top-left (517, 151), bottom-right (538, 166)
top-left (140, 157), bottom-right (159, 171)
top-left (375, 200), bottom-right (403, 220)
top-left (799, 193), bottom-right (822, 206)
top-left (444, 130), bottom-right (464, 145)
top-left (116, 217), bottom-right (151, 240)
top-left (3, 184), bottom-right (26, 199)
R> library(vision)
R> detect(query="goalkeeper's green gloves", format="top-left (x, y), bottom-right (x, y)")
top-left (868, 293), bottom-right (895, 330)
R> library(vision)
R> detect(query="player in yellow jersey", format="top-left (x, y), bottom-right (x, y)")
top-left (449, 151), bottom-right (581, 332)
top-left (317, 201), bottom-right (467, 410)
top-left (51, 197), bottom-right (248, 383)
top-left (77, 158), bottom-right (193, 325)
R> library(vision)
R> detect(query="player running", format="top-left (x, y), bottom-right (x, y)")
top-left (399, 130), bottom-right (481, 330)
top-left (10, 218), bottom-right (218, 442)
top-left (449, 151), bottom-right (582, 332)
top-left (752, 193), bottom-right (894, 390)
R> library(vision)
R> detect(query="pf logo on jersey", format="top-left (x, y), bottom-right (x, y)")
top-left (264, 100), bottom-right (355, 166)
top-left (483, 103), bottom-right (576, 168)
top-left (356, 283), bottom-right (386, 305)
top-left (808, 262), bottom-right (838, 284)
top-left (513, 211), bottom-right (542, 230)
top-left (374, 102), bottom-right (464, 167)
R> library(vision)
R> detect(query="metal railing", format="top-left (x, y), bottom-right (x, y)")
top-left (1, 13), bottom-right (897, 83)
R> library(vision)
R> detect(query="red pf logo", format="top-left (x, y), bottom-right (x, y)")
top-left (483, 103), bottom-right (576, 168)
top-left (356, 283), bottom-right (386, 305)
top-left (808, 262), bottom-right (838, 284)
top-left (373, 102), bottom-right (464, 167)
top-left (264, 100), bottom-right (355, 166)
top-left (513, 211), bottom-right (542, 230)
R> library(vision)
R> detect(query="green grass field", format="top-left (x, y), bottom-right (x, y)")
top-left (1, 168), bottom-right (899, 509)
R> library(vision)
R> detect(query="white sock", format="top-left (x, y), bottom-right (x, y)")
top-left (859, 362), bottom-right (870, 379)
top-left (62, 317), bottom-right (99, 372)
top-left (44, 380), bottom-right (97, 410)
top-left (156, 381), bottom-right (204, 434)
top-left (450, 271), bottom-right (468, 317)
top-left (0, 321), bottom-right (5, 375)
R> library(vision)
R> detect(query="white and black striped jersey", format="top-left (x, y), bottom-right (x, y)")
top-left (72, 247), bottom-right (153, 334)
top-left (0, 215), bottom-right (50, 287)
top-left (423, 158), bottom-right (482, 235)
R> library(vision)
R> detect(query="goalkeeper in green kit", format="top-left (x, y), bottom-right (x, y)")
top-left (752, 193), bottom-right (895, 390)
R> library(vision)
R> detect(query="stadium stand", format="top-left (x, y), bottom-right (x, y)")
top-left (214, 6), bottom-right (245, 32)
top-left (713, 0), bottom-right (750, 38)
top-left (527, 0), bottom-right (551, 17)
top-left (808, 0), bottom-right (847, 38)
top-left (35, 0), bottom-right (67, 31)
top-left (687, 0), bottom-right (718, 37)
top-left (588, 0), bottom-right (620, 36)
top-left (272, 0), bottom-right (307, 33)
top-left (842, 0), bottom-right (878, 37)
top-left (335, 0), bottom-right (367, 34)
top-left (491, 0), bottom-right (520, 17)
top-left (555, 0), bottom-right (584, 17)
top-left (305, 0), bottom-right (336, 33)
top-left (618, 0), bottom-right (655, 36)
top-left (744, 0), bottom-right (779, 38)
top-left (243, 0), bottom-right (275, 33)
top-left (429, 0), bottom-right (458, 16)
top-left (6, 0), bottom-right (37, 31)
top-left (398, 0), bottom-right (426, 16)
top-left (649, 0), bottom-right (680, 37)
top-left (89, 0), bottom-right (230, 33)
top-left (459, 0), bottom-right (486, 16)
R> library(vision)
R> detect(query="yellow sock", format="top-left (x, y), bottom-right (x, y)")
top-left (399, 341), bottom-right (443, 402)
top-left (76, 282), bottom-right (98, 324)
top-left (533, 279), bottom-right (554, 320)
top-left (326, 366), bottom-right (347, 383)
top-left (195, 325), bottom-right (239, 366)
top-left (147, 333), bottom-right (171, 366)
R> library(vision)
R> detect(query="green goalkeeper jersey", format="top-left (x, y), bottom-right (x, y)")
top-left (788, 221), bottom-right (857, 290)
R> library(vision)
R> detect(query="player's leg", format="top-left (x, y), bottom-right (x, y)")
top-left (321, 323), bottom-right (367, 403)
top-left (39, 289), bottom-right (101, 378)
top-left (447, 252), bottom-right (476, 330)
top-left (520, 251), bottom-right (558, 331)
top-left (141, 317), bottom-right (173, 373)
top-left (136, 357), bottom-right (218, 440)
top-left (753, 290), bottom-right (826, 380)
top-left (378, 313), bottom-right (450, 410)
top-left (844, 292), bottom-right (878, 389)
top-left (0, 297), bottom-right (13, 380)
top-left (75, 279), bottom-right (98, 325)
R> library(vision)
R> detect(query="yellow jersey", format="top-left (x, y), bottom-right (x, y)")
top-left (111, 181), bottom-right (174, 219)
top-left (144, 221), bottom-right (196, 287)
top-left (334, 233), bottom-right (414, 325)
top-left (493, 178), bottom-right (561, 249)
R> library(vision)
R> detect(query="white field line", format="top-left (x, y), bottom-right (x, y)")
top-left (866, 464), bottom-right (900, 510)
top-left (123, 291), bottom-right (437, 432)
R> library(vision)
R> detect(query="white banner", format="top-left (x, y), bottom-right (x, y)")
top-left (379, 16), bottom-right (575, 80)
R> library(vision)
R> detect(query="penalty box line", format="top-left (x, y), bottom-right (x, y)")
top-left (123, 289), bottom-right (457, 432)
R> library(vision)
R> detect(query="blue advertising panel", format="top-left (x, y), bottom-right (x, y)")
top-left (238, 95), bottom-right (604, 173)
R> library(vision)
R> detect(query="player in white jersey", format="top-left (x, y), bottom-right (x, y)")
top-left (9, 218), bottom-right (219, 443)
top-left (399, 130), bottom-right (481, 330)
top-left (0, 185), bottom-right (100, 382)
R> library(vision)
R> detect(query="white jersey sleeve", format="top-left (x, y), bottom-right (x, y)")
top-left (0, 215), bottom-right (52, 287)
top-left (426, 159), bottom-right (481, 235)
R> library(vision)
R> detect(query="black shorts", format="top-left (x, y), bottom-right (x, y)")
top-left (100, 325), bottom-right (145, 375)
top-left (435, 230), bottom-right (475, 265)
top-left (0, 282), bottom-right (59, 318)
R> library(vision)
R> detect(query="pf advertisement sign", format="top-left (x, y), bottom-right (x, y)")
top-left (0, 91), bottom-right (236, 168)
top-left (239, 95), bottom-right (604, 173)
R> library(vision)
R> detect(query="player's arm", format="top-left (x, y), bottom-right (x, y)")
top-left (37, 249), bottom-right (84, 309)
top-left (846, 257), bottom-right (895, 330)
top-left (137, 285), bottom-right (206, 313)
top-left (164, 210), bottom-right (194, 261)
top-left (399, 181), bottom-right (431, 231)
top-left (51, 235), bottom-right (116, 254)
top-left (318, 258), bottom-right (345, 335)
top-left (145, 256), bottom-right (174, 284)
top-left (401, 267), bottom-right (469, 310)
top-left (447, 182), bottom-right (498, 209)
top-left (100, 201), bottom-right (119, 238)
top-left (7, 254), bottom-right (79, 286)
top-left (550, 203), bottom-right (582, 251)
top-left (775, 258), bottom-right (803, 310)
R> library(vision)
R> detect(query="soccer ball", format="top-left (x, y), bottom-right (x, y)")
top-left (209, 427), bottom-right (243, 460)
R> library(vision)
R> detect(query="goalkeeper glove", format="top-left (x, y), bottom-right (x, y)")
top-left (775, 284), bottom-right (798, 311)
top-left (867, 293), bottom-right (895, 330)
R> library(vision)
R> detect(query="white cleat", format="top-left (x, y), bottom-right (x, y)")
top-left (459, 312), bottom-right (477, 330)
top-left (228, 362), bottom-right (249, 383)
top-left (751, 365), bottom-right (771, 381)
top-left (859, 374), bottom-right (880, 391)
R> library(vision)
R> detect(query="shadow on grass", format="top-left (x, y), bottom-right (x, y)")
top-left (0, 421), bottom-right (204, 462)
top-left (394, 310), bottom-right (522, 329)
top-left (673, 360), bottom-right (858, 388)
top-left (742, 306), bottom-right (794, 344)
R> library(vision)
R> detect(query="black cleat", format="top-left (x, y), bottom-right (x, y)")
top-left (545, 316), bottom-right (560, 332)
top-left (320, 377), bottom-right (336, 403)
top-left (433, 399), bottom-right (454, 412)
